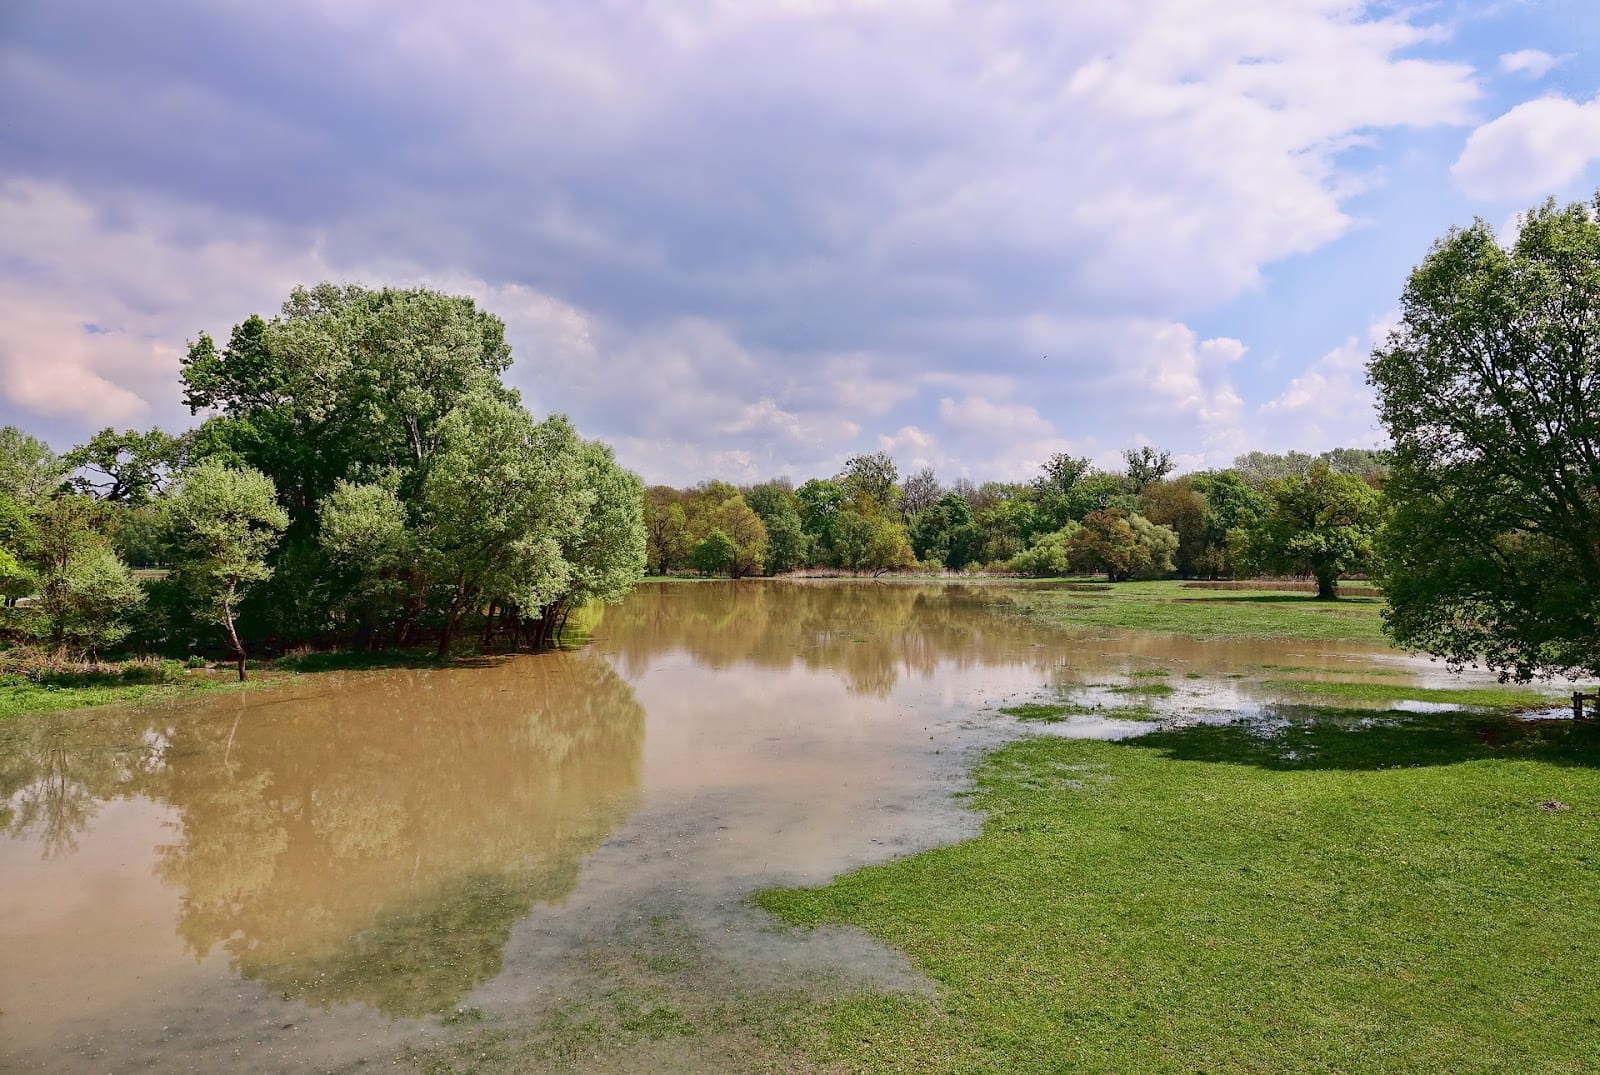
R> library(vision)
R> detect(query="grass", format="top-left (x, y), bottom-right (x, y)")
top-left (756, 711), bottom-right (1600, 1073)
top-left (1264, 678), bottom-right (1569, 711)
top-left (0, 676), bottom-right (254, 720)
top-left (999, 700), bottom-right (1161, 724)
top-left (1014, 579), bottom-right (1389, 643)
top-left (0, 646), bottom-right (477, 720)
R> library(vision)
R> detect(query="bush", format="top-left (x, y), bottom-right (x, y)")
top-left (0, 648), bottom-right (179, 687)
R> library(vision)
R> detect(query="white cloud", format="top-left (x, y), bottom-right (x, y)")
top-left (1255, 317), bottom-right (1394, 453)
top-left (0, 1), bottom-right (1487, 479)
top-left (937, 395), bottom-right (1056, 439)
top-left (1498, 50), bottom-right (1560, 78)
top-left (1453, 95), bottom-right (1600, 202)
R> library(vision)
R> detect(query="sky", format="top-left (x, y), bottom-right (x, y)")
top-left (1, 1), bottom-right (1598, 485)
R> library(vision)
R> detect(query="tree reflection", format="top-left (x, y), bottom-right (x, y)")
top-left (1, 649), bottom-right (645, 1017)
top-left (602, 581), bottom-right (1057, 695)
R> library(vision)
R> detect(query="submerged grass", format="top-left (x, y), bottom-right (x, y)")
top-left (999, 700), bottom-right (1160, 724)
top-left (1015, 579), bottom-right (1389, 643)
top-left (757, 712), bottom-right (1600, 1073)
top-left (0, 677), bottom-right (253, 720)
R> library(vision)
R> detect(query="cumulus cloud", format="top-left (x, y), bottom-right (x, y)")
top-left (1255, 317), bottom-right (1393, 453)
top-left (0, 0), bottom-right (1484, 479)
top-left (1498, 49), bottom-right (1561, 78)
top-left (1452, 95), bottom-right (1600, 202)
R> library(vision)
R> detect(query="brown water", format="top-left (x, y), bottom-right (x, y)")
top-left (0, 581), bottom-right (1499, 1072)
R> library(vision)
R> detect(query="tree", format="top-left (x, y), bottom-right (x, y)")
top-left (0, 426), bottom-right (64, 505)
top-left (796, 478), bottom-right (846, 559)
top-left (833, 510), bottom-right (914, 576)
top-left (745, 481), bottom-right (808, 575)
top-left (181, 284), bottom-right (518, 638)
top-left (318, 480), bottom-right (414, 645)
top-left (0, 543), bottom-right (31, 606)
top-left (1232, 450), bottom-right (1315, 486)
top-left (0, 494), bottom-right (38, 605)
top-left (528, 440), bottom-right (645, 644)
top-left (900, 466), bottom-right (942, 519)
top-left (837, 451), bottom-right (899, 514)
top-left (167, 464), bottom-right (290, 679)
top-left (1138, 477), bottom-right (1218, 577)
top-left (22, 494), bottom-right (144, 656)
top-left (1188, 471), bottom-right (1266, 578)
top-left (644, 487), bottom-right (692, 575)
top-left (182, 285), bottom-right (515, 527)
top-left (1246, 462), bottom-right (1383, 599)
top-left (910, 492), bottom-right (977, 568)
top-left (1123, 445), bottom-right (1175, 492)
top-left (64, 427), bottom-right (183, 504)
top-left (416, 398), bottom-right (588, 656)
top-left (1369, 194), bottom-right (1600, 679)
top-left (692, 530), bottom-right (736, 576)
top-left (46, 547), bottom-right (146, 660)
top-left (1010, 523), bottom-right (1081, 577)
top-left (1069, 509), bottom-right (1178, 582)
top-left (710, 496), bottom-right (768, 579)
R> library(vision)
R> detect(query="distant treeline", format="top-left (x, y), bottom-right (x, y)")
top-left (645, 446), bottom-right (1389, 598)
top-left (0, 284), bottom-right (646, 676)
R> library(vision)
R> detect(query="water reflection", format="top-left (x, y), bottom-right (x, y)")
top-left (605, 581), bottom-right (1066, 695)
top-left (600, 580), bottom-right (1402, 698)
top-left (1, 651), bottom-right (643, 1019)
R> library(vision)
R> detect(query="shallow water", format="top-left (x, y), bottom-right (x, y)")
top-left (0, 581), bottom-right (1518, 1071)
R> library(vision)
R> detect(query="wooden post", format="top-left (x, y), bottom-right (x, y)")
top-left (1577, 692), bottom-right (1586, 722)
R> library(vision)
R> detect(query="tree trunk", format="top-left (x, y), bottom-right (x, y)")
top-left (222, 586), bottom-right (247, 681)
top-left (1315, 570), bottom-right (1338, 600)
top-left (481, 602), bottom-right (498, 652)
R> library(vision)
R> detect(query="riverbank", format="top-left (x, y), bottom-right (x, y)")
top-left (0, 648), bottom-right (463, 720)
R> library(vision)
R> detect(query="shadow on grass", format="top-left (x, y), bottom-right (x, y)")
top-left (1171, 593), bottom-right (1381, 606)
top-left (1128, 708), bottom-right (1600, 772)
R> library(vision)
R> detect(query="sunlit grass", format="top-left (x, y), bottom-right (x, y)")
top-left (758, 712), bottom-right (1600, 1073)
top-left (1015, 579), bottom-right (1389, 643)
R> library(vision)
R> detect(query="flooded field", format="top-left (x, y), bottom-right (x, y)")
top-left (0, 581), bottom-right (1519, 1072)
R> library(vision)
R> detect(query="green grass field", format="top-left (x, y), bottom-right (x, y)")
top-left (758, 711), bottom-right (1600, 1073)
top-left (1013, 579), bottom-right (1390, 644)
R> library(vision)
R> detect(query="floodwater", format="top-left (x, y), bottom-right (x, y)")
top-left (0, 581), bottom-right (1517, 1072)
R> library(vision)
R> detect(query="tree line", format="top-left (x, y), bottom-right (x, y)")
top-left (643, 445), bottom-right (1389, 597)
top-left (0, 284), bottom-right (647, 678)
top-left (4, 191), bottom-right (1596, 687)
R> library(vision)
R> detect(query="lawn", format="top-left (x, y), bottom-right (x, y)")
top-left (1011, 579), bottom-right (1390, 644)
top-left (758, 711), bottom-right (1600, 1073)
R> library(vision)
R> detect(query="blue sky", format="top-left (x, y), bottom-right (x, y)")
top-left (1, 1), bottom-right (1597, 484)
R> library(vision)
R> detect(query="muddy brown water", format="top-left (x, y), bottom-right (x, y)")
top-left (0, 581), bottom-right (1506, 1072)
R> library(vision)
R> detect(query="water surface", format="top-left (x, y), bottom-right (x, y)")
top-left (0, 581), bottom-right (1500, 1071)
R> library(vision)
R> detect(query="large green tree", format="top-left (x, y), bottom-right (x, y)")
top-left (1369, 195), bottom-right (1600, 679)
top-left (1247, 463), bottom-right (1384, 600)
top-left (414, 397), bottom-right (588, 655)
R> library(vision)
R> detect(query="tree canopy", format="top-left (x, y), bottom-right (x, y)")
top-left (1370, 194), bottom-right (1600, 679)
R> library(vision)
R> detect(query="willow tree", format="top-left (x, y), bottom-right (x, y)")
top-left (416, 396), bottom-right (589, 656)
top-left (181, 284), bottom-right (516, 638)
top-left (1370, 195), bottom-right (1600, 679)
